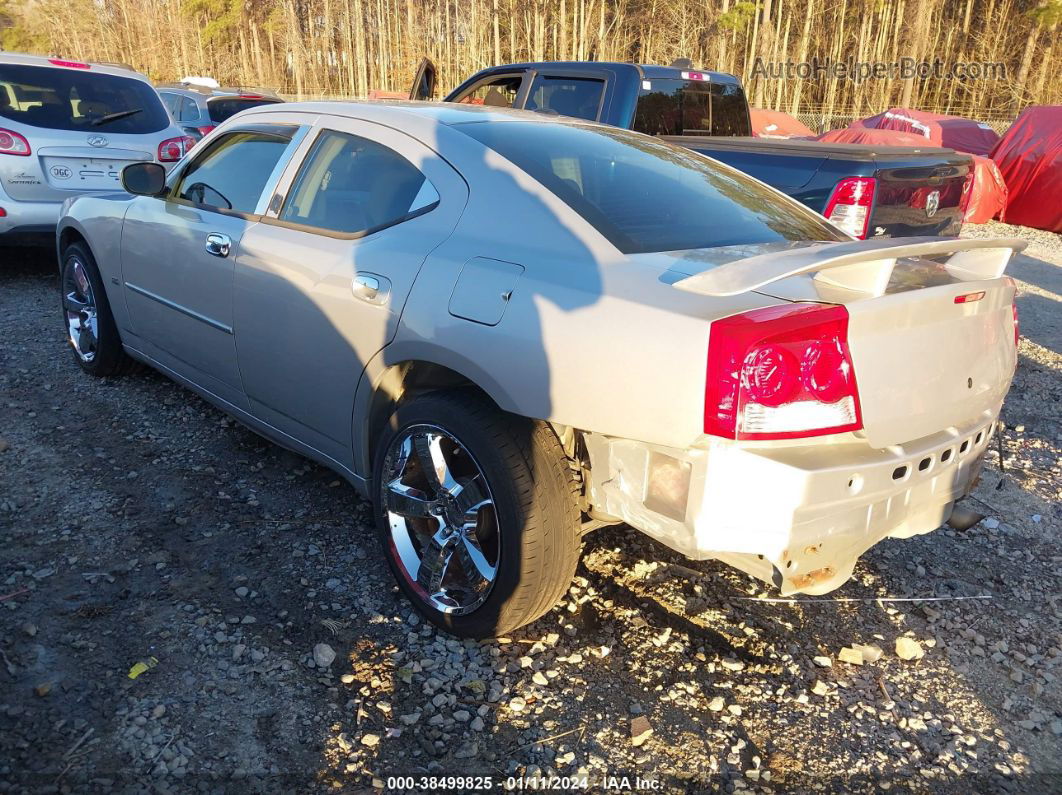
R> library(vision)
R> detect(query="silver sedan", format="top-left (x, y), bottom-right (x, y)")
top-left (57, 101), bottom-right (1021, 637)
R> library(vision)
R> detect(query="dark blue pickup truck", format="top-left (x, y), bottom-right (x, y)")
top-left (410, 59), bottom-right (972, 238)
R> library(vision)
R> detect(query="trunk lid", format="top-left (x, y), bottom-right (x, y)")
top-left (668, 237), bottom-right (1024, 448)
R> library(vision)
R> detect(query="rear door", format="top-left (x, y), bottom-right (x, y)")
top-left (120, 123), bottom-right (308, 408)
top-left (233, 116), bottom-right (468, 463)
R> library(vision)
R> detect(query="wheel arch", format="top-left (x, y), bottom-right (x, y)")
top-left (356, 358), bottom-right (503, 481)
top-left (57, 222), bottom-right (90, 271)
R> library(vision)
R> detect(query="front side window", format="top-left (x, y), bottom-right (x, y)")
top-left (524, 76), bottom-right (604, 121)
top-left (458, 120), bottom-right (845, 254)
top-left (0, 64), bottom-right (171, 134)
top-left (453, 75), bottom-right (523, 108)
top-left (634, 79), bottom-right (751, 137)
top-left (279, 130), bottom-right (438, 235)
top-left (174, 131), bottom-right (291, 214)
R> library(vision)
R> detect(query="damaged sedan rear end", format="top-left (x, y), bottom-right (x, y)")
top-left (58, 103), bottom-right (1022, 637)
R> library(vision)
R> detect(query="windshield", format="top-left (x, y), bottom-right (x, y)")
top-left (457, 121), bottom-right (845, 254)
top-left (207, 97), bottom-right (282, 124)
top-left (634, 79), bottom-right (751, 137)
top-left (0, 64), bottom-right (170, 134)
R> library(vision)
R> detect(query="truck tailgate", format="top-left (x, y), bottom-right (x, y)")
top-left (665, 135), bottom-right (972, 238)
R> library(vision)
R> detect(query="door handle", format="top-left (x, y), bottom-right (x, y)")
top-left (205, 233), bottom-right (231, 258)
top-left (353, 273), bottom-right (389, 304)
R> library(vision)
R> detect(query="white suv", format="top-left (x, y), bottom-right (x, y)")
top-left (0, 53), bottom-right (192, 245)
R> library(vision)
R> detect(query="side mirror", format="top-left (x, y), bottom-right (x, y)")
top-left (121, 162), bottom-right (167, 196)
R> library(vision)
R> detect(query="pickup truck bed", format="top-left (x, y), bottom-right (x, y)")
top-left (668, 136), bottom-right (970, 238)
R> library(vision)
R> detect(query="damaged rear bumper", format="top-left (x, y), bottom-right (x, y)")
top-left (583, 411), bottom-right (997, 595)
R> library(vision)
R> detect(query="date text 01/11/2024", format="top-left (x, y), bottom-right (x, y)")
top-left (383, 775), bottom-right (663, 790)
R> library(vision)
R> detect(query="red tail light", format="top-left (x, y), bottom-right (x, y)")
top-left (48, 59), bottom-right (90, 69)
top-left (0, 207), bottom-right (7, 217)
top-left (1012, 303), bottom-right (1019, 346)
top-left (823, 177), bottom-right (876, 239)
top-left (157, 135), bottom-right (195, 162)
top-left (0, 128), bottom-right (31, 156)
top-left (195, 125), bottom-right (216, 137)
top-left (705, 304), bottom-right (862, 440)
top-left (959, 170), bottom-right (975, 216)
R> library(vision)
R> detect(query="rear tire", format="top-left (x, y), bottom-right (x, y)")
top-left (60, 242), bottom-right (136, 377)
top-left (372, 391), bottom-right (582, 638)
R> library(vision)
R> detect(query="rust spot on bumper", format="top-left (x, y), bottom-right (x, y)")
top-left (790, 566), bottom-right (836, 590)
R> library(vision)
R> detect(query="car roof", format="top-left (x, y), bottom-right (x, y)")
top-left (460, 61), bottom-right (742, 85)
top-left (637, 64), bottom-right (742, 83)
top-left (0, 51), bottom-right (151, 82)
top-left (157, 83), bottom-right (282, 99)
top-left (244, 100), bottom-right (609, 128)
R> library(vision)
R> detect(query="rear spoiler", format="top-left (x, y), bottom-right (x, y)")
top-left (673, 236), bottom-right (1028, 298)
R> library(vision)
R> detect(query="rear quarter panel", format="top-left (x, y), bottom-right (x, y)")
top-left (381, 137), bottom-right (781, 451)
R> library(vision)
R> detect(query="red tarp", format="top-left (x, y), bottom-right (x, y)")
top-left (991, 106), bottom-right (1062, 233)
top-left (814, 127), bottom-right (931, 147)
top-left (853, 107), bottom-right (1000, 156)
top-left (749, 109), bottom-right (815, 138)
top-left (964, 155), bottom-right (1008, 224)
top-left (367, 89), bottom-right (407, 100)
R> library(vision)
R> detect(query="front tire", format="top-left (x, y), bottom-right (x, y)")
top-left (60, 242), bottom-right (135, 377)
top-left (373, 391), bottom-right (582, 638)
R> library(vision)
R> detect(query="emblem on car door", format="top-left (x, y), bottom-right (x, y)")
top-left (925, 190), bottom-right (940, 218)
top-left (87, 135), bottom-right (109, 147)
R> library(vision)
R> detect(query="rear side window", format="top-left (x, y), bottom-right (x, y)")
top-left (279, 130), bottom-right (438, 235)
top-left (178, 96), bottom-right (201, 122)
top-left (458, 121), bottom-right (844, 254)
top-left (0, 64), bottom-right (171, 134)
top-left (174, 131), bottom-right (291, 214)
top-left (634, 79), bottom-right (751, 137)
top-left (159, 92), bottom-right (180, 116)
top-left (207, 97), bottom-right (282, 124)
top-left (524, 76), bottom-right (604, 121)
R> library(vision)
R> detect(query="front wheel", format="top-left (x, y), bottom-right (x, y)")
top-left (60, 242), bottom-right (136, 377)
top-left (372, 391), bottom-right (582, 638)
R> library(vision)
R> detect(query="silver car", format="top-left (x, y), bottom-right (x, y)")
top-left (156, 81), bottom-right (283, 141)
top-left (0, 53), bottom-right (192, 244)
top-left (57, 102), bottom-right (1021, 638)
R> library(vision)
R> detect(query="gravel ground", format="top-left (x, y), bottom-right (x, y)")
top-left (1, 221), bottom-right (1059, 794)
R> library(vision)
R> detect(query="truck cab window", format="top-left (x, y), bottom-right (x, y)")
top-left (453, 75), bottom-right (523, 107)
top-left (524, 76), bottom-right (604, 121)
top-left (634, 79), bottom-right (751, 137)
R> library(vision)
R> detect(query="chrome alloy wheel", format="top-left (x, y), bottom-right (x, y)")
top-left (382, 424), bottom-right (499, 615)
top-left (62, 256), bottom-right (99, 363)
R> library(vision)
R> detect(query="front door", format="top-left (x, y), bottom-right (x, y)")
top-left (233, 117), bottom-right (468, 465)
top-left (120, 126), bottom-right (301, 407)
